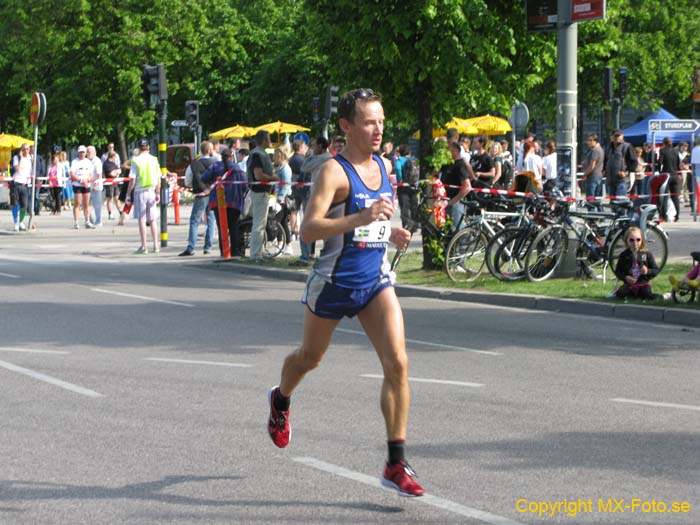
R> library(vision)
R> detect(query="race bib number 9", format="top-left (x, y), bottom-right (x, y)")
top-left (353, 220), bottom-right (391, 246)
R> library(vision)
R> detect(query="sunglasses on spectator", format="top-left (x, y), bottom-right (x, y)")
top-left (628, 238), bottom-right (642, 243)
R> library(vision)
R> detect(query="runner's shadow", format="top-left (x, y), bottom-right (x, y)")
top-left (0, 475), bottom-right (403, 513)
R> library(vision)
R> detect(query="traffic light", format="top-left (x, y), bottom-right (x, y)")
top-left (185, 100), bottom-right (199, 131)
top-left (618, 67), bottom-right (628, 102)
top-left (324, 85), bottom-right (339, 119)
top-left (602, 66), bottom-right (613, 104)
top-left (312, 96), bottom-right (320, 123)
top-left (141, 64), bottom-right (168, 108)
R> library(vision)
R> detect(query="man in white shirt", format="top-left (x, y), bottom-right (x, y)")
top-left (87, 146), bottom-right (104, 226)
top-left (691, 137), bottom-right (700, 213)
top-left (70, 145), bottom-right (95, 229)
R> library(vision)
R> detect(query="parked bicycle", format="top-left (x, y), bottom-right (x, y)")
top-left (524, 199), bottom-right (667, 282)
top-left (238, 205), bottom-right (288, 258)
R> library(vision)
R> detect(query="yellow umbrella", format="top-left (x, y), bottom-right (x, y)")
top-left (208, 124), bottom-right (256, 140)
top-left (412, 118), bottom-right (478, 139)
top-left (254, 121), bottom-right (310, 135)
top-left (0, 133), bottom-right (34, 149)
top-left (463, 115), bottom-right (512, 135)
top-left (445, 117), bottom-right (479, 135)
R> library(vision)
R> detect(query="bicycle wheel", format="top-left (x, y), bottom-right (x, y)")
top-left (672, 287), bottom-right (697, 304)
top-left (263, 218), bottom-right (287, 257)
top-left (486, 226), bottom-right (533, 281)
top-left (525, 225), bottom-right (568, 282)
top-left (608, 224), bottom-right (668, 274)
top-left (644, 224), bottom-right (668, 271)
top-left (444, 227), bottom-right (488, 282)
top-left (239, 220), bottom-right (252, 253)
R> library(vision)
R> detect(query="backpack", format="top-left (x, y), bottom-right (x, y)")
top-left (500, 158), bottom-right (513, 188)
top-left (403, 157), bottom-right (420, 187)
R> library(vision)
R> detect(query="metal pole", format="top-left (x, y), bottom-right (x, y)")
top-left (557, 0), bottom-right (578, 199)
top-left (510, 104), bottom-right (516, 170)
top-left (692, 131), bottom-right (697, 223)
top-left (159, 100), bottom-right (168, 248)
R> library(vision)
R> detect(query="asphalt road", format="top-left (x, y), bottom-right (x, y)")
top-left (0, 214), bottom-right (698, 524)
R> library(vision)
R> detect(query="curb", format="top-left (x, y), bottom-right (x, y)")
top-left (205, 259), bottom-right (700, 330)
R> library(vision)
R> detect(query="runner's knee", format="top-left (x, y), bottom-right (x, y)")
top-left (381, 351), bottom-right (408, 383)
top-left (290, 345), bottom-right (324, 372)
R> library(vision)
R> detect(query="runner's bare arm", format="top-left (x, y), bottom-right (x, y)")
top-left (300, 161), bottom-right (394, 243)
top-left (380, 155), bottom-right (411, 249)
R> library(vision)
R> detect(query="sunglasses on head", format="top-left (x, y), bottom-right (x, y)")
top-left (339, 88), bottom-right (376, 113)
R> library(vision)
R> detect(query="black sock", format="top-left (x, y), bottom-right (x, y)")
top-left (273, 388), bottom-right (290, 411)
top-left (388, 440), bottom-right (405, 466)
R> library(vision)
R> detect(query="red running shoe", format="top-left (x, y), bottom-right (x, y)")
top-left (267, 386), bottom-right (291, 448)
top-left (382, 460), bottom-right (425, 497)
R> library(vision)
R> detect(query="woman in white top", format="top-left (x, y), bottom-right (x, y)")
top-left (273, 146), bottom-right (294, 255)
top-left (542, 140), bottom-right (557, 192)
top-left (523, 142), bottom-right (543, 180)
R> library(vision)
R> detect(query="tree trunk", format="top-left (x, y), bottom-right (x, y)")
top-left (416, 77), bottom-right (440, 270)
top-left (117, 123), bottom-right (127, 164)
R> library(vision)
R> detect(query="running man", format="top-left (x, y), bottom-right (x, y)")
top-left (267, 88), bottom-right (424, 497)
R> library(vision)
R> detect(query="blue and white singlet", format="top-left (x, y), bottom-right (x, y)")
top-left (311, 153), bottom-right (394, 289)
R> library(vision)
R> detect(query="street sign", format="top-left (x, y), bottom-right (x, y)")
top-left (293, 132), bottom-right (310, 145)
top-left (526, 0), bottom-right (557, 32)
top-left (30, 92), bottom-right (47, 127)
top-left (571, 0), bottom-right (606, 22)
top-left (510, 102), bottom-right (530, 131)
top-left (171, 120), bottom-right (188, 127)
top-left (648, 119), bottom-right (700, 133)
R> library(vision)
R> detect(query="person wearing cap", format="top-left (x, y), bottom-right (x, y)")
top-left (126, 139), bottom-right (162, 254)
top-left (604, 129), bottom-right (637, 198)
top-left (70, 145), bottom-right (96, 229)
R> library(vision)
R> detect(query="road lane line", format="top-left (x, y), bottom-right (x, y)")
top-left (360, 373), bottom-right (484, 388)
top-left (336, 327), bottom-right (501, 356)
top-left (0, 272), bottom-right (20, 278)
top-left (0, 347), bottom-right (68, 355)
top-left (0, 360), bottom-right (103, 398)
top-left (293, 457), bottom-right (523, 525)
top-left (91, 288), bottom-right (195, 308)
top-left (611, 398), bottom-right (700, 412)
top-left (145, 358), bottom-right (253, 368)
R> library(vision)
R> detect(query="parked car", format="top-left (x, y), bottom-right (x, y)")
top-left (166, 143), bottom-right (229, 188)
top-left (166, 144), bottom-right (195, 188)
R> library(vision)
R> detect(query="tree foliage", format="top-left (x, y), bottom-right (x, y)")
top-left (0, 0), bottom-right (698, 157)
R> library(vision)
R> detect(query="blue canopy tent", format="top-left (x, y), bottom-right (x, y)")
top-left (622, 108), bottom-right (697, 145)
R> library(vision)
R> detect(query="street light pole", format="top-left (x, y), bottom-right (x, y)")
top-left (557, 0), bottom-right (578, 199)
top-left (158, 99), bottom-right (168, 248)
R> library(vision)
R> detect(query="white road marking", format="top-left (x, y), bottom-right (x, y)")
top-left (611, 398), bottom-right (700, 412)
top-left (361, 373), bottom-right (484, 388)
top-left (0, 272), bottom-right (20, 278)
top-left (0, 347), bottom-right (68, 355)
top-left (336, 327), bottom-right (501, 356)
top-left (293, 457), bottom-right (524, 525)
top-left (145, 358), bottom-right (253, 368)
top-left (0, 360), bottom-right (103, 397)
top-left (91, 288), bottom-right (194, 308)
